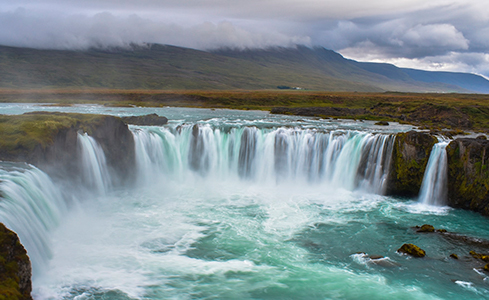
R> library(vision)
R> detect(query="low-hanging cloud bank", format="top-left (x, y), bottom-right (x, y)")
top-left (0, 9), bottom-right (310, 50)
top-left (0, 0), bottom-right (488, 77)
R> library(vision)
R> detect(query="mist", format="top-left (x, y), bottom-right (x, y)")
top-left (1, 0), bottom-right (488, 76)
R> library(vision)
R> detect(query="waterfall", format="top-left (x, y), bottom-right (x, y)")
top-left (0, 163), bottom-right (66, 276)
top-left (418, 140), bottom-right (449, 206)
top-left (0, 133), bottom-right (111, 277)
top-left (131, 125), bottom-right (395, 194)
top-left (77, 132), bottom-right (111, 194)
top-left (0, 125), bottom-right (396, 282)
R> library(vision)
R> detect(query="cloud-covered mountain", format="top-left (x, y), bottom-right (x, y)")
top-left (1, 44), bottom-right (488, 93)
top-left (1, 0), bottom-right (488, 77)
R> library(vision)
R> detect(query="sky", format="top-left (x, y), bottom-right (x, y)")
top-left (1, 0), bottom-right (488, 77)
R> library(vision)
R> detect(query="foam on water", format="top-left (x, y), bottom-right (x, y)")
top-left (32, 179), bottom-right (448, 299)
top-left (1, 108), bottom-right (488, 299)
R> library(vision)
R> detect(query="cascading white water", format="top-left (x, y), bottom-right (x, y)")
top-left (356, 134), bottom-right (395, 194)
top-left (77, 132), bottom-right (111, 194)
top-left (1, 103), bottom-right (485, 299)
top-left (0, 134), bottom-right (112, 277)
top-left (131, 125), bottom-right (395, 194)
top-left (418, 140), bottom-right (449, 206)
top-left (0, 163), bottom-right (66, 276)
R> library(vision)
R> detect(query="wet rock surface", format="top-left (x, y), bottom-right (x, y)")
top-left (121, 113), bottom-right (168, 126)
top-left (0, 223), bottom-right (32, 300)
top-left (397, 243), bottom-right (426, 257)
top-left (446, 138), bottom-right (489, 215)
top-left (386, 131), bottom-right (438, 197)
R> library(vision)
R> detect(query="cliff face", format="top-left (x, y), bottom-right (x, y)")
top-left (0, 112), bottom-right (135, 184)
top-left (386, 131), bottom-right (438, 197)
top-left (0, 223), bottom-right (32, 300)
top-left (446, 138), bottom-right (489, 215)
top-left (0, 112), bottom-right (136, 297)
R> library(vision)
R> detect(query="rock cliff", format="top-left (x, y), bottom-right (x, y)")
top-left (446, 138), bottom-right (489, 215)
top-left (0, 223), bottom-right (32, 300)
top-left (0, 112), bottom-right (135, 184)
top-left (386, 131), bottom-right (438, 197)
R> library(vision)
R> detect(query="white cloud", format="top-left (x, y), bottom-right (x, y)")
top-left (402, 24), bottom-right (468, 49)
top-left (0, 0), bottom-right (488, 76)
top-left (0, 9), bottom-right (310, 50)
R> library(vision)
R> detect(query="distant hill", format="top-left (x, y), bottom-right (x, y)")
top-left (400, 69), bottom-right (489, 94)
top-left (0, 44), bottom-right (488, 93)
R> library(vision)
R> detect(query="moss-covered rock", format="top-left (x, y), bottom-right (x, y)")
top-left (386, 131), bottom-right (438, 197)
top-left (416, 224), bottom-right (435, 233)
top-left (469, 250), bottom-right (489, 262)
top-left (0, 223), bottom-right (32, 300)
top-left (397, 243), bottom-right (426, 257)
top-left (446, 138), bottom-right (489, 215)
top-left (0, 112), bottom-right (135, 184)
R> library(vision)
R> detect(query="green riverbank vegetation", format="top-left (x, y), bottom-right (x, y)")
top-left (2, 89), bottom-right (489, 131)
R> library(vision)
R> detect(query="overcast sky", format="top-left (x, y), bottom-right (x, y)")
top-left (1, 0), bottom-right (488, 76)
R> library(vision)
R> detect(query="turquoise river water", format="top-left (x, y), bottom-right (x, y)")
top-left (1, 104), bottom-right (489, 299)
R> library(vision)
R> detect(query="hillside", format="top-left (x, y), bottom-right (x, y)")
top-left (0, 44), bottom-right (488, 93)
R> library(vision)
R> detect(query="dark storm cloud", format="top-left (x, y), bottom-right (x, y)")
top-left (0, 0), bottom-right (487, 76)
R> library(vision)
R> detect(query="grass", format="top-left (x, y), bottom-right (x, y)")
top-left (0, 45), bottom-right (479, 93)
top-left (1, 89), bottom-right (489, 131)
top-left (0, 112), bottom-right (113, 159)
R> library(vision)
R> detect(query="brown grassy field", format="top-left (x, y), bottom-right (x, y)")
top-left (1, 89), bottom-right (489, 131)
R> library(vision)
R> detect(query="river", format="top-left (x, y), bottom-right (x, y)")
top-left (1, 104), bottom-right (489, 299)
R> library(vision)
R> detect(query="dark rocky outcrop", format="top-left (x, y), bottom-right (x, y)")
top-left (0, 223), bottom-right (32, 300)
top-left (121, 113), bottom-right (168, 126)
top-left (386, 131), bottom-right (438, 197)
top-left (446, 138), bottom-right (489, 215)
top-left (397, 243), bottom-right (426, 257)
top-left (469, 250), bottom-right (489, 262)
top-left (416, 224), bottom-right (435, 233)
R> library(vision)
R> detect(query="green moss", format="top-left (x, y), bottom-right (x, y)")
top-left (416, 224), bottom-right (435, 233)
top-left (0, 112), bottom-right (116, 160)
top-left (389, 132), bottom-right (437, 196)
top-left (446, 140), bottom-right (489, 213)
top-left (469, 250), bottom-right (489, 262)
top-left (397, 243), bottom-right (426, 257)
top-left (0, 223), bottom-right (31, 300)
top-left (484, 264), bottom-right (489, 272)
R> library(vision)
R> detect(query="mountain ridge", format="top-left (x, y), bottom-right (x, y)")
top-left (0, 43), bottom-right (487, 93)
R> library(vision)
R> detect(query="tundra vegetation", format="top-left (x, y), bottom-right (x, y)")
top-left (1, 89), bottom-right (489, 131)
